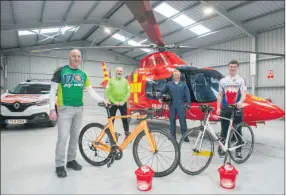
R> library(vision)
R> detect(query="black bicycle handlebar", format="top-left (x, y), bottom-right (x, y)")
top-left (97, 101), bottom-right (165, 120)
top-left (98, 102), bottom-right (113, 108)
top-left (199, 104), bottom-right (239, 114)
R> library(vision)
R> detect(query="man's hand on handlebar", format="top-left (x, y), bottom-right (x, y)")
top-left (235, 101), bottom-right (243, 109)
top-left (216, 108), bottom-right (221, 115)
top-left (103, 100), bottom-right (111, 106)
top-left (185, 104), bottom-right (191, 110)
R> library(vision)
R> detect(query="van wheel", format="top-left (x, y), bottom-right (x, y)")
top-left (1, 124), bottom-right (7, 129)
top-left (47, 120), bottom-right (57, 127)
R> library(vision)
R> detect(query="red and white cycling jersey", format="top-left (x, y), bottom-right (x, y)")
top-left (219, 75), bottom-right (247, 106)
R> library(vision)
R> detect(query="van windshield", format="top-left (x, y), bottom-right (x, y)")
top-left (9, 84), bottom-right (51, 94)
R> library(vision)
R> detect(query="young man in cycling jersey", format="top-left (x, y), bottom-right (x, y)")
top-left (216, 60), bottom-right (246, 159)
top-left (49, 49), bottom-right (109, 178)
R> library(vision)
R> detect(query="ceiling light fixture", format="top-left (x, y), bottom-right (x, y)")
top-left (104, 28), bottom-right (111, 34)
top-left (204, 7), bottom-right (214, 15)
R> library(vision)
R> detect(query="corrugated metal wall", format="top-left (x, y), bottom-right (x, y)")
top-left (182, 26), bottom-right (285, 110)
top-left (0, 67), bottom-right (4, 94)
top-left (1, 56), bottom-right (7, 94)
top-left (6, 49), bottom-right (138, 106)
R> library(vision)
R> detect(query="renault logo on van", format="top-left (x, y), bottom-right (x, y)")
top-left (13, 102), bottom-right (20, 109)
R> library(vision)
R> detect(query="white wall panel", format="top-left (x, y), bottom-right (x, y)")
top-left (183, 35), bottom-right (252, 67)
top-left (182, 26), bottom-right (285, 110)
top-left (257, 57), bottom-right (284, 87)
top-left (257, 87), bottom-right (285, 110)
top-left (6, 49), bottom-right (138, 106)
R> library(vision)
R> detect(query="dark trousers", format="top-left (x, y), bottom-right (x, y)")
top-left (169, 104), bottom-right (187, 137)
top-left (109, 103), bottom-right (129, 136)
top-left (220, 106), bottom-right (243, 152)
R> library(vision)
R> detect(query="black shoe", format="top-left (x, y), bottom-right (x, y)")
top-left (218, 146), bottom-right (226, 157)
top-left (56, 166), bottom-right (67, 178)
top-left (66, 160), bottom-right (82, 171)
top-left (235, 151), bottom-right (243, 159)
top-left (235, 147), bottom-right (243, 159)
top-left (183, 137), bottom-right (190, 142)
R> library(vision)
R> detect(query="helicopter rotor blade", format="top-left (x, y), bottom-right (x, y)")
top-left (123, 0), bottom-right (164, 46)
top-left (30, 45), bottom-right (154, 53)
top-left (174, 46), bottom-right (285, 57)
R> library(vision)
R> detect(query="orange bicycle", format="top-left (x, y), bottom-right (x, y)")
top-left (78, 102), bottom-right (180, 177)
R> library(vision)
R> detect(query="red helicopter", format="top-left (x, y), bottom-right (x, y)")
top-left (98, 1), bottom-right (285, 127)
top-left (31, 1), bottom-right (285, 127)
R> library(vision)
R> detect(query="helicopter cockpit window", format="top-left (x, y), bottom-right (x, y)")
top-left (146, 79), bottom-right (167, 99)
top-left (188, 70), bottom-right (222, 103)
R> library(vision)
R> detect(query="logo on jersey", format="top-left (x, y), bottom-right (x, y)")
top-left (63, 74), bottom-right (84, 88)
top-left (225, 90), bottom-right (239, 105)
top-left (74, 75), bottom-right (83, 83)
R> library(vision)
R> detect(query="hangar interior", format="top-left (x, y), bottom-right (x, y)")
top-left (0, 0), bottom-right (285, 195)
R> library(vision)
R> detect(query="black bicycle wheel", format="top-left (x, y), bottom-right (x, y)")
top-left (228, 123), bottom-right (254, 164)
top-left (78, 123), bottom-right (114, 166)
top-left (132, 127), bottom-right (180, 177)
top-left (179, 126), bottom-right (214, 175)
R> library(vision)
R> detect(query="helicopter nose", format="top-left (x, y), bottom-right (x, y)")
top-left (250, 100), bottom-right (285, 121)
top-left (271, 105), bottom-right (285, 120)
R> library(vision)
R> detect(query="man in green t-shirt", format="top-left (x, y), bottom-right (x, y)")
top-left (105, 67), bottom-right (130, 139)
top-left (49, 49), bottom-right (109, 178)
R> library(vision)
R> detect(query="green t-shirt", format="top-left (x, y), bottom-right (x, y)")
top-left (51, 65), bottom-right (90, 107)
top-left (105, 77), bottom-right (130, 103)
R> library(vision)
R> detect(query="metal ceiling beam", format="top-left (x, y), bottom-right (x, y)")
top-left (227, 1), bottom-right (257, 12)
top-left (146, 1), bottom-right (257, 43)
top-left (140, 2), bottom-right (201, 36)
top-left (83, 1), bottom-right (100, 20)
top-left (2, 19), bottom-right (105, 31)
top-left (174, 25), bottom-right (233, 45)
top-left (10, 1), bottom-right (20, 48)
top-left (82, 1), bottom-right (125, 41)
top-left (200, 1), bottom-right (257, 38)
top-left (82, 41), bottom-right (139, 63)
top-left (0, 40), bottom-right (139, 63)
top-left (123, 3), bottom-right (283, 60)
top-left (98, 1), bottom-right (163, 47)
top-left (118, 2), bottom-right (201, 55)
top-left (52, 0), bottom-right (75, 44)
top-left (0, 41), bottom-right (85, 54)
top-left (243, 7), bottom-right (284, 23)
top-left (67, 1), bottom-right (100, 42)
top-left (176, 7), bottom-right (285, 47)
top-left (36, 0), bottom-right (46, 45)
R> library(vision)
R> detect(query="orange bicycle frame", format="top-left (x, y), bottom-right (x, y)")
top-left (93, 114), bottom-right (157, 153)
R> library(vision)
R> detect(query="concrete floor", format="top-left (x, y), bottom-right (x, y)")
top-left (1, 106), bottom-right (285, 194)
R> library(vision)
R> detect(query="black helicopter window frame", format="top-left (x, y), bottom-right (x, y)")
top-left (185, 69), bottom-right (224, 103)
top-left (145, 77), bottom-right (173, 100)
